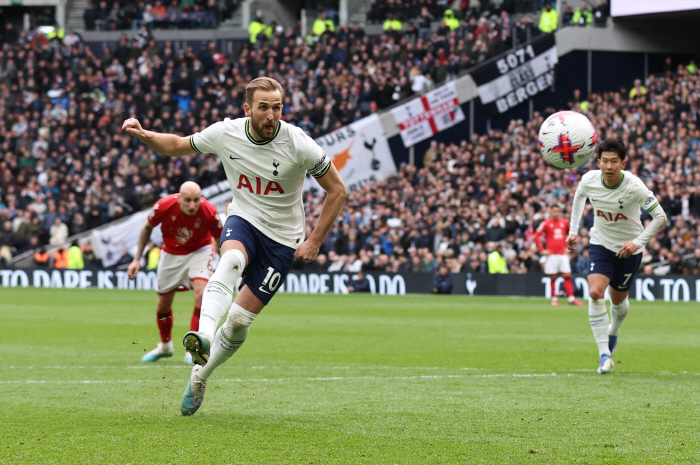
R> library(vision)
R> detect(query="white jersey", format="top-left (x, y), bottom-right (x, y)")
top-left (570, 170), bottom-right (660, 254)
top-left (190, 118), bottom-right (331, 249)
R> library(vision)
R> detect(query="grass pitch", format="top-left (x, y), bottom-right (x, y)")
top-left (1, 288), bottom-right (699, 464)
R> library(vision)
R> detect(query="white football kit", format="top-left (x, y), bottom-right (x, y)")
top-left (569, 170), bottom-right (666, 253)
top-left (189, 118), bottom-right (331, 249)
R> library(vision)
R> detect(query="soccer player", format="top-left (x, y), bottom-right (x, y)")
top-left (567, 139), bottom-right (666, 374)
top-left (532, 204), bottom-right (583, 306)
top-left (127, 182), bottom-right (223, 364)
top-left (122, 76), bottom-right (347, 415)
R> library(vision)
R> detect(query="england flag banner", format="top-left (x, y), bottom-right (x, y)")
top-left (391, 81), bottom-right (465, 147)
top-left (471, 34), bottom-right (558, 115)
top-left (306, 114), bottom-right (395, 192)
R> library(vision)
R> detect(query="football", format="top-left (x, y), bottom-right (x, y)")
top-left (538, 111), bottom-right (598, 169)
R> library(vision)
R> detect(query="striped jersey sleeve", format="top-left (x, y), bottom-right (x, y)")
top-left (632, 177), bottom-right (659, 212)
top-left (293, 125), bottom-right (331, 178)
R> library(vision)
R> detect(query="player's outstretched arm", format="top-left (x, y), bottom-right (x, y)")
top-left (295, 163), bottom-right (347, 262)
top-left (127, 221), bottom-right (154, 280)
top-left (122, 118), bottom-right (195, 157)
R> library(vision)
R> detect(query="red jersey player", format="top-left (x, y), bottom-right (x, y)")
top-left (127, 182), bottom-right (223, 363)
top-left (533, 204), bottom-right (583, 306)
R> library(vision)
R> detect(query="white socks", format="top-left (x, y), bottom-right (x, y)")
top-left (198, 303), bottom-right (257, 380)
top-left (588, 298), bottom-right (610, 356)
top-left (609, 298), bottom-right (629, 337)
top-left (198, 249), bottom-right (246, 341)
top-left (157, 341), bottom-right (174, 354)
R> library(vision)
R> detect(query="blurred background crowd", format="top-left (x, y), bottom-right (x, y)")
top-left (1, 0), bottom-right (697, 279)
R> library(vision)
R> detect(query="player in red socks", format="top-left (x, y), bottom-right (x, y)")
top-left (127, 182), bottom-right (223, 363)
top-left (533, 204), bottom-right (584, 306)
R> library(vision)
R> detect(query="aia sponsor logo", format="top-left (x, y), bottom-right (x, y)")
top-left (236, 174), bottom-right (285, 195)
top-left (597, 210), bottom-right (628, 222)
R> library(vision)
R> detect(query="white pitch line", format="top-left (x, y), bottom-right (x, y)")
top-left (0, 373), bottom-right (589, 385)
top-left (6, 365), bottom-right (485, 371)
top-left (2, 371), bottom-right (698, 385)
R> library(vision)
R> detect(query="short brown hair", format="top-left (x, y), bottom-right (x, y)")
top-left (245, 77), bottom-right (284, 106)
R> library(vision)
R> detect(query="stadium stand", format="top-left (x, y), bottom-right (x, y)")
top-left (1, 0), bottom-right (697, 277)
top-left (82, 0), bottom-right (240, 31)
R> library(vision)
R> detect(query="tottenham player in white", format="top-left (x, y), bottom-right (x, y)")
top-left (123, 77), bottom-right (347, 415)
top-left (566, 139), bottom-right (666, 374)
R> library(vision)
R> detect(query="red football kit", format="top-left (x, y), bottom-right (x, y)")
top-left (147, 194), bottom-right (223, 255)
top-left (533, 218), bottom-right (569, 255)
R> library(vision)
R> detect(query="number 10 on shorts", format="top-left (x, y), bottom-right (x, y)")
top-left (260, 267), bottom-right (282, 293)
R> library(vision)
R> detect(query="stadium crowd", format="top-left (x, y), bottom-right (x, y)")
top-left (82, 0), bottom-right (241, 30)
top-left (0, 1), bottom-right (696, 279)
top-left (302, 62), bottom-right (700, 278)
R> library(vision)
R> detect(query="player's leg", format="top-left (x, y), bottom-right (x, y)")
top-left (607, 288), bottom-right (629, 355)
top-left (182, 278), bottom-right (207, 364)
top-left (562, 272), bottom-right (583, 305)
top-left (557, 253), bottom-right (582, 305)
top-left (196, 287), bottom-right (263, 378)
top-left (141, 290), bottom-right (177, 361)
top-left (182, 222), bottom-right (295, 416)
top-left (607, 253), bottom-right (641, 355)
top-left (191, 278), bottom-right (206, 331)
top-left (183, 217), bottom-right (253, 365)
top-left (142, 250), bottom-right (187, 362)
top-left (543, 255), bottom-right (560, 306)
top-left (586, 245), bottom-right (616, 374)
top-left (588, 273), bottom-right (614, 373)
top-left (548, 274), bottom-right (559, 305)
top-left (183, 240), bottom-right (247, 365)
top-left (182, 287), bottom-right (262, 416)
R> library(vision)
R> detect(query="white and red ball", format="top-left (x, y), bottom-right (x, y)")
top-left (538, 111), bottom-right (598, 169)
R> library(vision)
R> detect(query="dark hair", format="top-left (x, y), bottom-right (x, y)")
top-left (597, 138), bottom-right (627, 161)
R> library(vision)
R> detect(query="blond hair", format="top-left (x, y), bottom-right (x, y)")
top-left (245, 76), bottom-right (284, 106)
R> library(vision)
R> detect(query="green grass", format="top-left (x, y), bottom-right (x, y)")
top-left (1, 289), bottom-right (699, 464)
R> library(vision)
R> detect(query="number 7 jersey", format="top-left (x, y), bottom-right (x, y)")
top-left (570, 169), bottom-right (660, 254)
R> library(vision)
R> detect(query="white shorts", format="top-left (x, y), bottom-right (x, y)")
top-left (543, 254), bottom-right (571, 274)
top-left (157, 245), bottom-right (213, 294)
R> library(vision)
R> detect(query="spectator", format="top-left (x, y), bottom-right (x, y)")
top-left (592, 1), bottom-right (609, 27)
top-left (67, 240), bottom-right (85, 269)
top-left (573, 2), bottom-right (593, 27)
top-left (629, 78), bottom-right (648, 99)
top-left (49, 217), bottom-right (69, 246)
top-left (53, 245), bottom-right (68, 269)
top-left (443, 9), bottom-right (459, 31)
top-left (487, 243), bottom-right (509, 274)
top-left (248, 15), bottom-right (267, 44)
top-left (538, 2), bottom-right (558, 34)
top-left (313, 12), bottom-right (335, 37)
top-left (417, 6), bottom-right (434, 40)
top-left (84, 2), bottom-right (99, 30)
top-left (33, 246), bottom-right (50, 268)
top-left (1, 221), bottom-right (17, 267)
top-left (82, 243), bottom-right (100, 269)
top-left (383, 12), bottom-right (403, 34)
top-left (432, 264), bottom-right (453, 294)
top-left (348, 270), bottom-right (371, 292)
top-left (561, 6), bottom-right (575, 26)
